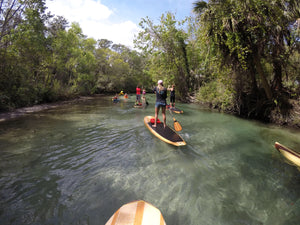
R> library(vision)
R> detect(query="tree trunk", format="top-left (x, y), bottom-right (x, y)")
top-left (272, 59), bottom-right (283, 91)
top-left (248, 58), bottom-right (258, 93)
top-left (271, 37), bottom-right (283, 91)
top-left (253, 56), bottom-right (273, 99)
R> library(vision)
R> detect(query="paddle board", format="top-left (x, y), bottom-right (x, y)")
top-left (105, 200), bottom-right (166, 225)
top-left (144, 116), bottom-right (186, 146)
top-left (134, 103), bottom-right (148, 109)
top-left (112, 98), bottom-right (120, 103)
top-left (166, 105), bottom-right (183, 114)
top-left (274, 142), bottom-right (300, 168)
top-left (134, 103), bottom-right (144, 108)
top-left (170, 107), bottom-right (183, 114)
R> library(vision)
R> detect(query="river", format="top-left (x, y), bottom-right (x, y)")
top-left (0, 94), bottom-right (299, 225)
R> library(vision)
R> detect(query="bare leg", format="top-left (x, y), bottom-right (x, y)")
top-left (153, 106), bottom-right (159, 127)
top-left (162, 106), bottom-right (166, 128)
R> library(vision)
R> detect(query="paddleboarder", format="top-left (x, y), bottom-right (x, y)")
top-left (168, 84), bottom-right (176, 108)
top-left (142, 88), bottom-right (148, 105)
top-left (142, 88), bottom-right (146, 97)
top-left (112, 93), bottom-right (119, 103)
top-left (153, 80), bottom-right (167, 128)
top-left (136, 85), bottom-right (141, 105)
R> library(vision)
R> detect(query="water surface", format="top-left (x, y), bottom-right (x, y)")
top-left (0, 95), bottom-right (300, 225)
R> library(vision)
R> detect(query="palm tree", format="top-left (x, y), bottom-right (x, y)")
top-left (193, 0), bottom-right (300, 100)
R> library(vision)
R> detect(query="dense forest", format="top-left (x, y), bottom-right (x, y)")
top-left (0, 0), bottom-right (299, 125)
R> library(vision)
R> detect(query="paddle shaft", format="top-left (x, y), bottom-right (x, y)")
top-left (168, 108), bottom-right (182, 131)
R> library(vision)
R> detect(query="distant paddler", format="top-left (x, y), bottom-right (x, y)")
top-left (167, 84), bottom-right (175, 108)
top-left (112, 93), bottom-right (119, 103)
top-left (153, 80), bottom-right (167, 128)
top-left (119, 90), bottom-right (124, 95)
top-left (142, 88), bottom-right (148, 105)
top-left (136, 85), bottom-right (141, 105)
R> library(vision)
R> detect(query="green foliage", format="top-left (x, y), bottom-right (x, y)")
top-left (196, 79), bottom-right (235, 111)
top-left (193, 0), bottom-right (300, 116)
top-left (0, 1), bottom-right (148, 111)
top-left (195, 63), bottom-right (235, 111)
top-left (284, 51), bottom-right (300, 96)
top-left (134, 13), bottom-right (191, 99)
top-left (94, 41), bottom-right (146, 93)
top-left (1, 0), bottom-right (299, 119)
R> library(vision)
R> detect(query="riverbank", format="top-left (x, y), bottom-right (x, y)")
top-left (188, 93), bottom-right (300, 130)
top-left (269, 98), bottom-right (300, 129)
top-left (1, 94), bottom-right (299, 130)
top-left (0, 95), bottom-right (102, 122)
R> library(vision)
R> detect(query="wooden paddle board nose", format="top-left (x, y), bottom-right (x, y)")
top-left (275, 142), bottom-right (300, 168)
top-left (105, 200), bottom-right (166, 225)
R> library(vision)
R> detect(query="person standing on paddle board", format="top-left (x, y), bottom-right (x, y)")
top-left (136, 85), bottom-right (141, 105)
top-left (142, 88), bottom-right (148, 105)
top-left (153, 80), bottom-right (167, 128)
top-left (142, 88), bottom-right (146, 97)
top-left (168, 84), bottom-right (175, 108)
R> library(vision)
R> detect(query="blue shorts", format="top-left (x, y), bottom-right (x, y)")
top-left (136, 94), bottom-right (141, 101)
top-left (155, 102), bottom-right (166, 108)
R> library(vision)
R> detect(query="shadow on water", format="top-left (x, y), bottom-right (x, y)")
top-left (0, 95), bottom-right (300, 225)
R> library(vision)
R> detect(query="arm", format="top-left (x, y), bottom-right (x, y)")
top-left (153, 86), bottom-right (156, 93)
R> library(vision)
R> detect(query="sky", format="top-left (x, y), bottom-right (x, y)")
top-left (46, 0), bottom-right (196, 49)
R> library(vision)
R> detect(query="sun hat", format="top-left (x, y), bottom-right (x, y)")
top-left (158, 80), bottom-right (163, 84)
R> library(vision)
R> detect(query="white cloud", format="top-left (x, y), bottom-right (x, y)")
top-left (81, 20), bottom-right (139, 47)
top-left (46, 0), bottom-right (139, 48)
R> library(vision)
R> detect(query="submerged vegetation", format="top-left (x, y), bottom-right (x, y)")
top-left (0, 0), bottom-right (299, 127)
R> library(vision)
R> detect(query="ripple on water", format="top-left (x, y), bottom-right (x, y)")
top-left (0, 98), bottom-right (300, 225)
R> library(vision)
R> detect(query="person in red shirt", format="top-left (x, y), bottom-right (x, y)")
top-left (136, 85), bottom-right (141, 105)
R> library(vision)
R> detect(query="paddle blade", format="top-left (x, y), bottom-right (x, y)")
top-left (173, 118), bottom-right (182, 131)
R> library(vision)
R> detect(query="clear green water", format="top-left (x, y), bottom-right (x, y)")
top-left (0, 95), bottom-right (300, 225)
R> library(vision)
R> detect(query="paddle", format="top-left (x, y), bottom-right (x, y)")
top-left (168, 108), bottom-right (182, 131)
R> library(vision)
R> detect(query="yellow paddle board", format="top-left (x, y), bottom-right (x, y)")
top-left (105, 200), bottom-right (166, 225)
top-left (167, 105), bottom-right (183, 114)
top-left (144, 116), bottom-right (186, 146)
top-left (274, 142), bottom-right (300, 168)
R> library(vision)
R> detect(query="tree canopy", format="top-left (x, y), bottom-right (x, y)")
top-left (134, 13), bottom-right (191, 99)
top-left (1, 0), bottom-right (299, 125)
top-left (192, 0), bottom-right (300, 120)
top-left (0, 0), bottom-right (147, 110)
